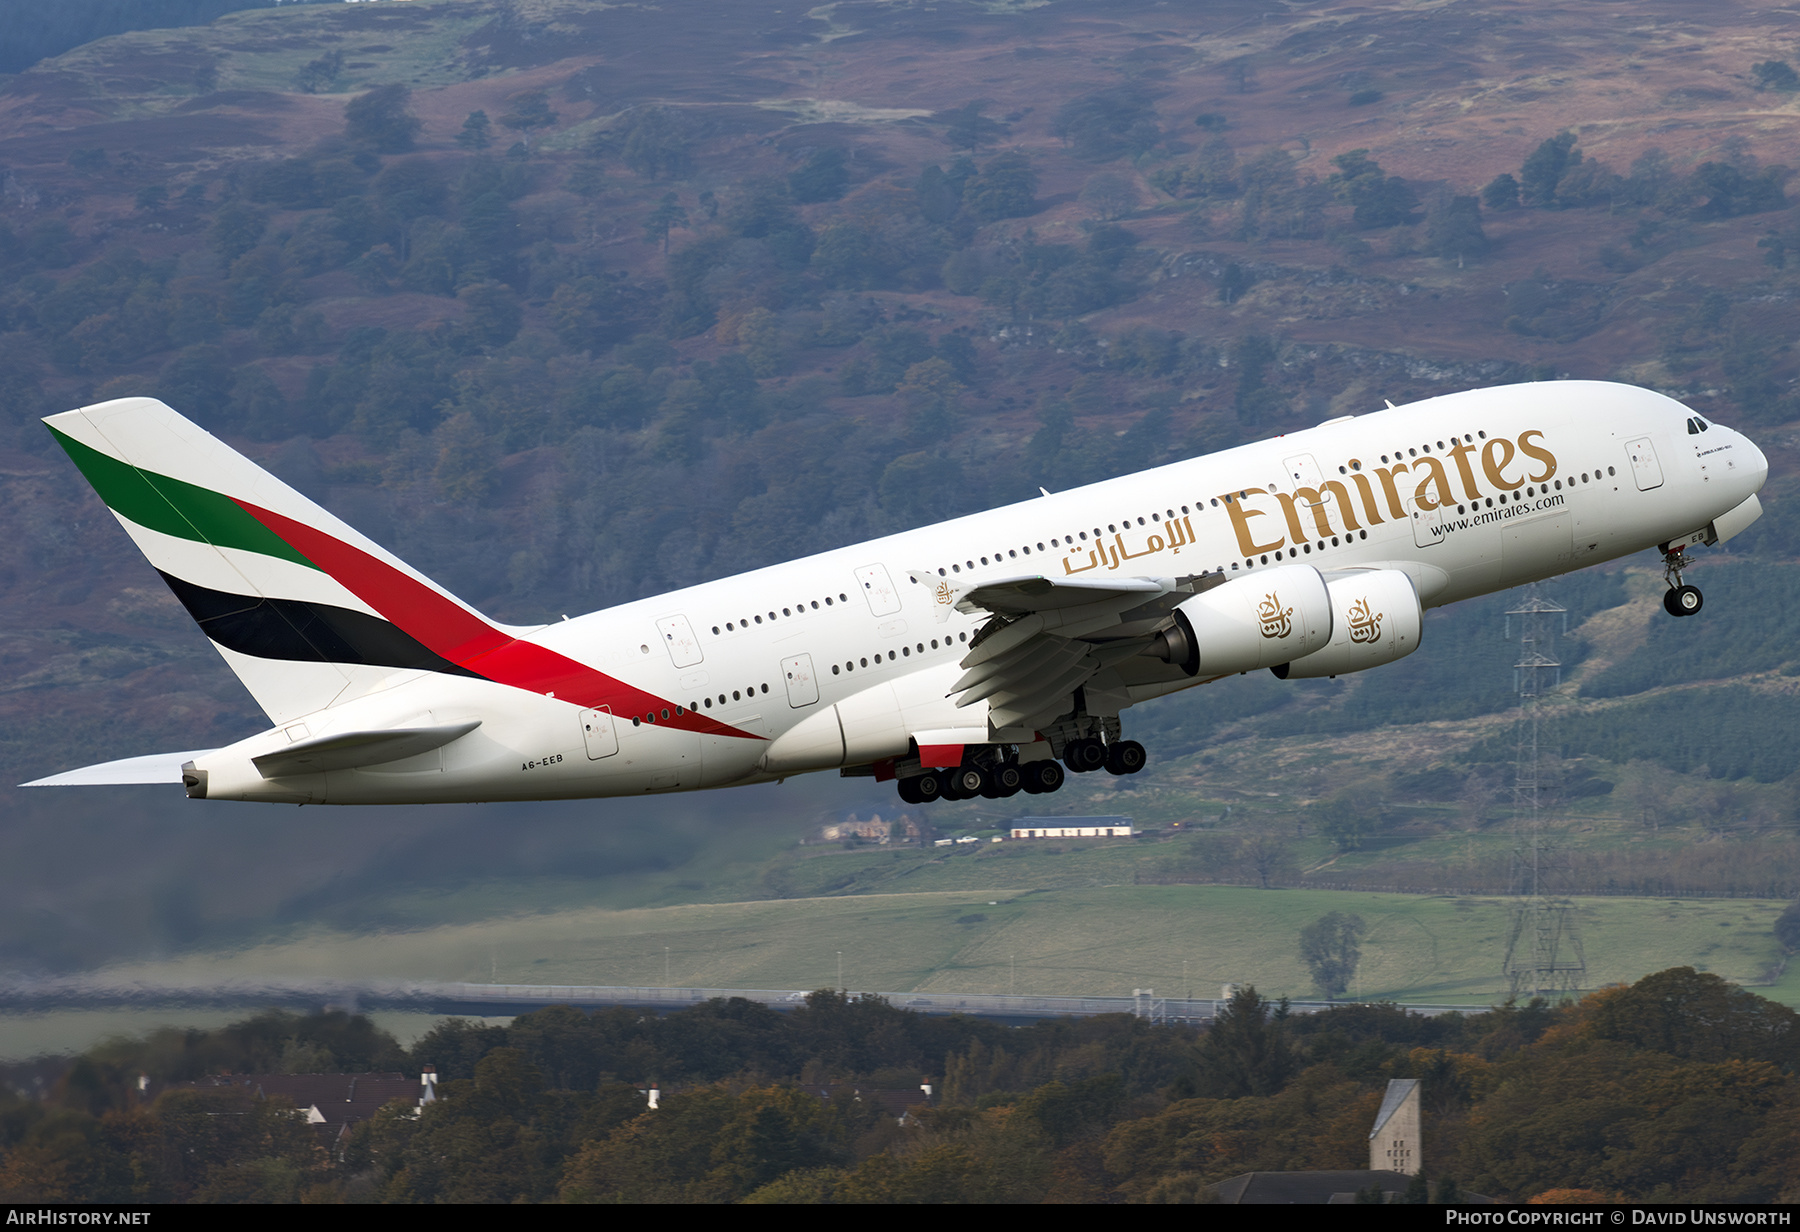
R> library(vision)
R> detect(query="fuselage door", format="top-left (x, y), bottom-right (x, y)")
top-left (855, 564), bottom-right (902, 616)
top-left (1283, 453), bottom-right (1325, 490)
top-left (1283, 451), bottom-right (1333, 524)
top-left (656, 615), bottom-right (704, 667)
top-left (580, 707), bottom-right (619, 759)
top-left (1408, 496), bottom-right (1445, 549)
top-left (1625, 437), bottom-right (1664, 491)
top-left (782, 654), bottom-right (820, 708)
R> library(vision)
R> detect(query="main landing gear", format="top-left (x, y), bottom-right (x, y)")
top-left (1061, 737), bottom-right (1147, 777)
top-left (893, 736), bottom-right (1147, 804)
top-left (1661, 547), bottom-right (1704, 618)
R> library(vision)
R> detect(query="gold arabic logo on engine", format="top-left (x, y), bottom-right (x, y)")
top-left (1346, 597), bottom-right (1383, 644)
top-left (1257, 592), bottom-right (1293, 639)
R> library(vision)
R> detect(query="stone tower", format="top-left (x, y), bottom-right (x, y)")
top-left (1368, 1078), bottom-right (1421, 1175)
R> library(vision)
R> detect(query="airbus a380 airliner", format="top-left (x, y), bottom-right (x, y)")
top-left (23, 382), bottom-right (1766, 806)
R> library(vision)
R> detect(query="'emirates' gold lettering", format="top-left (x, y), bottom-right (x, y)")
top-left (1519, 430), bottom-right (1557, 483)
top-left (1446, 437), bottom-right (1483, 501)
top-left (1346, 465), bottom-right (1385, 526)
top-left (1410, 455), bottom-right (1456, 511)
top-left (1374, 463), bottom-right (1410, 519)
top-left (1217, 431), bottom-right (1557, 560)
top-left (1481, 437), bottom-right (1524, 491)
top-left (1224, 488), bottom-right (1285, 557)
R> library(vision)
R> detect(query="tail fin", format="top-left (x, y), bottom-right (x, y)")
top-left (48, 398), bottom-right (516, 725)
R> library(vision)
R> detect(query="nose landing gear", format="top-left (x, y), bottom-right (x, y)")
top-left (1661, 547), bottom-right (1704, 618)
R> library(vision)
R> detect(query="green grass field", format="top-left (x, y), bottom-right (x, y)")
top-left (3, 830), bottom-right (1790, 1059)
top-left (50, 881), bottom-right (1789, 1004)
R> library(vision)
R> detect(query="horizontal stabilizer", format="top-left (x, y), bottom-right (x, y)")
top-left (20, 749), bottom-right (220, 788)
top-left (252, 721), bottom-right (480, 778)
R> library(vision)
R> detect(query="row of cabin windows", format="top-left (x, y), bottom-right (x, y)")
top-left (1226, 467), bottom-right (1618, 571)
top-left (928, 505), bottom-right (1205, 577)
top-left (919, 434), bottom-right (1498, 577)
top-left (916, 429), bottom-right (1564, 579)
top-left (712, 594), bottom-right (851, 637)
top-left (830, 631), bottom-right (969, 675)
top-left (633, 683), bottom-right (774, 725)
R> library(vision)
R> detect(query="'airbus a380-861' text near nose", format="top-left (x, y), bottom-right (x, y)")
top-left (24, 382), bottom-right (1767, 806)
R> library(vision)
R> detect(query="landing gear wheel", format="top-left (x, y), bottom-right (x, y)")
top-left (1064, 739), bottom-right (1107, 774)
top-left (912, 772), bottom-right (943, 803)
top-left (984, 763), bottom-right (1024, 798)
top-left (947, 765), bottom-right (988, 798)
top-left (1664, 584), bottom-right (1703, 617)
top-left (897, 777), bottom-right (923, 805)
top-left (1023, 761), bottom-right (1065, 794)
top-left (1104, 740), bottom-right (1147, 776)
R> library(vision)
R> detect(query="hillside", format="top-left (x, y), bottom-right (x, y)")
top-left (2, 0), bottom-right (1800, 988)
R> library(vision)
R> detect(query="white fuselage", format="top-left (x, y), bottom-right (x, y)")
top-left (191, 382), bottom-right (1767, 804)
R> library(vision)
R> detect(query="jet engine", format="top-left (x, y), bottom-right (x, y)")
top-left (1150, 563), bottom-right (1334, 678)
top-left (1271, 568), bottom-right (1422, 679)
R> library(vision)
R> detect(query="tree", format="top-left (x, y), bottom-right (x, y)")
top-left (1482, 172), bottom-right (1521, 211)
top-left (458, 282), bottom-right (522, 348)
top-left (1776, 900), bottom-right (1800, 954)
top-left (1299, 911), bottom-right (1367, 999)
top-left (1753, 60), bottom-right (1800, 92)
top-left (1079, 172), bottom-right (1139, 220)
top-left (789, 148), bottom-right (849, 203)
top-left (1309, 787), bottom-right (1384, 851)
top-left (1520, 132), bottom-right (1579, 208)
top-left (1237, 825), bottom-right (1296, 888)
top-left (1330, 149), bottom-right (1418, 228)
top-left (1053, 85), bottom-right (1159, 162)
top-left (499, 90), bottom-right (557, 149)
top-left (1232, 333), bottom-right (1278, 423)
top-left (1581, 966), bottom-right (1800, 1066)
top-left (294, 50), bottom-right (342, 94)
top-left (1194, 986), bottom-right (1295, 1097)
top-left (208, 201), bottom-right (266, 265)
top-left (643, 192), bottom-right (689, 253)
top-left (942, 101), bottom-right (1005, 154)
top-left (457, 110), bottom-right (492, 151)
top-left (1423, 194), bottom-right (1489, 263)
top-left (1690, 161), bottom-right (1789, 219)
top-left (345, 85), bottom-right (421, 154)
top-left (962, 152), bottom-right (1038, 221)
top-left (619, 107), bottom-right (693, 180)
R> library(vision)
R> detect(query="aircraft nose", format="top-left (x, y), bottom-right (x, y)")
top-left (1740, 430), bottom-right (1770, 494)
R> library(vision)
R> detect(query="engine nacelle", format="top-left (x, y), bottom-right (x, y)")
top-left (1158, 564), bottom-right (1334, 677)
top-left (1272, 568), bottom-right (1422, 680)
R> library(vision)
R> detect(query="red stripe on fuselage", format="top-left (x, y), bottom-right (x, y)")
top-left (234, 500), bottom-right (761, 739)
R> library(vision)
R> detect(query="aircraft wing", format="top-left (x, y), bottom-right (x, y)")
top-left (906, 570), bottom-right (1207, 730)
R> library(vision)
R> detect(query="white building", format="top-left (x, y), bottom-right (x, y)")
top-left (1009, 816), bottom-right (1133, 839)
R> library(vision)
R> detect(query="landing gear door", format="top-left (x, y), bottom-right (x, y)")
top-left (855, 564), bottom-right (902, 616)
top-left (580, 707), bottom-right (619, 759)
top-left (1626, 437), bottom-right (1664, 491)
top-left (782, 654), bottom-right (820, 708)
top-left (656, 615), bottom-right (703, 667)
